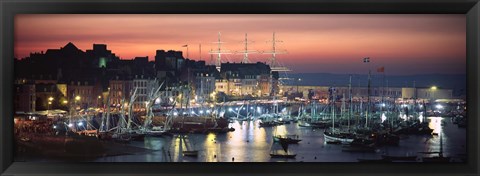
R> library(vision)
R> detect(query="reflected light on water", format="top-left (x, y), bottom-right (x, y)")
top-left (428, 117), bottom-right (443, 134)
top-left (203, 133), bottom-right (218, 162)
top-left (171, 136), bottom-right (182, 162)
top-left (275, 125), bottom-right (287, 136)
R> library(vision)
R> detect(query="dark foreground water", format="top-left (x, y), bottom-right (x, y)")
top-left (93, 116), bottom-right (466, 162)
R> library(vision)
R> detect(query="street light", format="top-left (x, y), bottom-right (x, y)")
top-left (47, 97), bottom-right (54, 113)
top-left (430, 86), bottom-right (437, 104)
top-left (297, 78), bottom-right (302, 93)
top-left (75, 96), bottom-right (81, 101)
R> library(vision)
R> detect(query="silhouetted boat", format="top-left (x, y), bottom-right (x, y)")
top-left (182, 150), bottom-right (199, 157)
top-left (273, 135), bottom-right (301, 144)
top-left (270, 139), bottom-right (296, 159)
top-left (326, 140), bottom-right (342, 145)
top-left (324, 131), bottom-right (355, 144)
top-left (381, 155), bottom-right (417, 161)
top-left (357, 158), bottom-right (391, 163)
top-left (270, 153), bottom-right (297, 158)
top-left (421, 133), bottom-right (450, 162)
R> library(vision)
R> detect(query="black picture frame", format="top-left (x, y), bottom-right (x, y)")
top-left (1, 0), bottom-right (479, 175)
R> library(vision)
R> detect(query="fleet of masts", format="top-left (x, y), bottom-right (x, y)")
top-left (47, 33), bottom-right (465, 162)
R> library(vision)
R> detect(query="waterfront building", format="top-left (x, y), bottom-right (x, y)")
top-left (281, 85), bottom-right (453, 102)
top-left (132, 75), bottom-right (157, 111)
top-left (109, 77), bottom-right (133, 110)
top-left (155, 50), bottom-right (185, 85)
top-left (67, 80), bottom-right (97, 110)
top-left (217, 62), bottom-right (272, 96)
top-left (14, 83), bottom-right (36, 112)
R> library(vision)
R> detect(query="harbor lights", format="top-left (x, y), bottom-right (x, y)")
top-left (430, 86), bottom-right (437, 101)
top-left (67, 123), bottom-right (73, 127)
top-left (228, 108), bottom-right (233, 112)
top-left (47, 97), bottom-right (54, 113)
top-left (77, 122), bottom-right (83, 126)
top-left (435, 104), bottom-right (444, 110)
top-left (206, 110), bottom-right (211, 113)
top-left (199, 110), bottom-right (204, 114)
top-left (173, 112), bottom-right (178, 116)
top-left (381, 103), bottom-right (386, 107)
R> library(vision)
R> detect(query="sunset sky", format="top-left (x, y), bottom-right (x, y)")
top-left (15, 14), bottom-right (466, 75)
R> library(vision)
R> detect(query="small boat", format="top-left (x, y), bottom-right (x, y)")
top-left (259, 121), bottom-right (277, 127)
top-left (273, 135), bottom-right (302, 144)
top-left (357, 158), bottom-right (391, 163)
top-left (270, 153), bottom-right (297, 158)
top-left (326, 140), bottom-right (342, 145)
top-left (324, 131), bottom-right (355, 144)
top-left (182, 150), bottom-right (199, 157)
top-left (381, 155), bottom-right (417, 161)
top-left (421, 133), bottom-right (450, 162)
top-left (422, 156), bottom-right (451, 162)
top-left (270, 139), bottom-right (297, 159)
top-left (181, 134), bottom-right (199, 157)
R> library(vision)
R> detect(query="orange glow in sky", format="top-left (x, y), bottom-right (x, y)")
top-left (15, 14), bottom-right (466, 74)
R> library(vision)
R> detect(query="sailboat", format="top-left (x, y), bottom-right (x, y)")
top-left (324, 87), bottom-right (355, 144)
top-left (270, 140), bottom-right (296, 158)
top-left (181, 135), bottom-right (199, 157)
top-left (272, 124), bottom-right (302, 144)
top-left (421, 133), bottom-right (451, 162)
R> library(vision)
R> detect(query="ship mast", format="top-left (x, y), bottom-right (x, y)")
top-left (263, 32), bottom-right (290, 72)
top-left (209, 32), bottom-right (231, 71)
top-left (236, 33), bottom-right (257, 63)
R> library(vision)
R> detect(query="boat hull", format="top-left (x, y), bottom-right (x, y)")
top-left (323, 132), bottom-right (355, 144)
top-left (270, 154), bottom-right (296, 158)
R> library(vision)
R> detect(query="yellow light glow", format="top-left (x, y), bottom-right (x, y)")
top-left (431, 86), bottom-right (437, 90)
top-left (48, 97), bottom-right (54, 101)
top-left (75, 96), bottom-right (81, 101)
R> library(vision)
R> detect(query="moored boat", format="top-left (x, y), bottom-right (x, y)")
top-left (381, 155), bottom-right (417, 161)
top-left (273, 135), bottom-right (302, 144)
top-left (323, 131), bottom-right (355, 144)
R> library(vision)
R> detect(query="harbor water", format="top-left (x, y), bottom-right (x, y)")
top-left (94, 116), bottom-right (466, 162)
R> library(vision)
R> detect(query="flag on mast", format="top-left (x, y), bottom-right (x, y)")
top-left (182, 45), bottom-right (188, 47)
top-left (377, 66), bottom-right (385, 73)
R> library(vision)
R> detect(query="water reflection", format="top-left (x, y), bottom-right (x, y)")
top-left (93, 116), bottom-right (465, 162)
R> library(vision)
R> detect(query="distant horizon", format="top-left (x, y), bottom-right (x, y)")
top-left (15, 14), bottom-right (466, 75)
